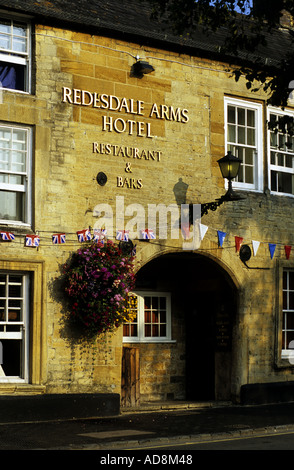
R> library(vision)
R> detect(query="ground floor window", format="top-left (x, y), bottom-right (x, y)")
top-left (281, 269), bottom-right (294, 360)
top-left (0, 272), bottom-right (29, 382)
top-left (123, 292), bottom-right (172, 342)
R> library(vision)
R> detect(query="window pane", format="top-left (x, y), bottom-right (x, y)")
top-left (286, 155), bottom-right (293, 168)
top-left (0, 190), bottom-right (24, 221)
top-left (245, 166), bottom-right (253, 184)
top-left (270, 132), bottom-right (277, 148)
top-left (228, 106), bottom-right (235, 123)
top-left (237, 107), bottom-right (245, 125)
top-left (245, 148), bottom-right (253, 165)
top-left (289, 292), bottom-right (294, 310)
top-left (145, 310), bottom-right (151, 323)
top-left (284, 291), bottom-right (288, 309)
top-left (160, 297), bottom-right (166, 309)
top-left (0, 34), bottom-right (9, 50)
top-left (152, 297), bottom-right (158, 309)
top-left (160, 311), bottom-right (166, 323)
top-left (271, 171), bottom-right (277, 191)
top-left (0, 339), bottom-right (22, 377)
top-left (160, 325), bottom-right (166, 336)
top-left (238, 126), bottom-right (245, 144)
top-left (152, 310), bottom-right (159, 323)
top-left (228, 124), bottom-right (236, 142)
top-left (130, 324), bottom-right (138, 336)
top-left (289, 272), bottom-right (294, 290)
top-left (277, 153), bottom-right (284, 166)
top-left (283, 328), bottom-right (294, 350)
top-left (247, 128), bottom-right (255, 146)
top-left (287, 312), bottom-right (294, 329)
top-left (123, 324), bottom-right (129, 336)
top-left (152, 324), bottom-right (159, 336)
top-left (145, 324), bottom-right (151, 337)
top-left (12, 23), bottom-right (27, 54)
top-left (247, 109), bottom-right (255, 127)
top-left (0, 20), bottom-right (11, 49)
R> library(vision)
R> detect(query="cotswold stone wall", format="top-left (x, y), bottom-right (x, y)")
top-left (0, 22), bottom-right (293, 401)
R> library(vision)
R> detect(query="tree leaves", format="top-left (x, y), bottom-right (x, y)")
top-left (144, 0), bottom-right (294, 107)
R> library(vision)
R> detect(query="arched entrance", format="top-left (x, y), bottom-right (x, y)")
top-left (132, 251), bottom-right (238, 402)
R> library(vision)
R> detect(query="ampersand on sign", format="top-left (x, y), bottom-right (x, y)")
top-left (125, 162), bottom-right (132, 173)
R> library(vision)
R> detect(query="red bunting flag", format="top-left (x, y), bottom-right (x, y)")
top-left (285, 245), bottom-right (292, 260)
top-left (235, 236), bottom-right (243, 252)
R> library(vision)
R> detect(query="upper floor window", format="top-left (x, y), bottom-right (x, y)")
top-left (0, 123), bottom-right (32, 225)
top-left (268, 108), bottom-right (294, 196)
top-left (123, 292), bottom-right (172, 343)
top-left (0, 17), bottom-right (31, 93)
top-left (225, 97), bottom-right (263, 192)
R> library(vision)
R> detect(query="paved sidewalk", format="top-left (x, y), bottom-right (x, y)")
top-left (1, 400), bottom-right (294, 450)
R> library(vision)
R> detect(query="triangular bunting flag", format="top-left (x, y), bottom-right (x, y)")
top-left (199, 224), bottom-right (208, 241)
top-left (235, 236), bottom-right (243, 252)
top-left (269, 243), bottom-right (276, 259)
top-left (285, 245), bottom-right (292, 260)
top-left (252, 240), bottom-right (260, 256)
top-left (217, 230), bottom-right (226, 247)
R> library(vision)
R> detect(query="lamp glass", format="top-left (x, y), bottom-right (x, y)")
top-left (218, 151), bottom-right (241, 180)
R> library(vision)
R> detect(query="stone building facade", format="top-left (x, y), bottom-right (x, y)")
top-left (0, 0), bottom-right (294, 410)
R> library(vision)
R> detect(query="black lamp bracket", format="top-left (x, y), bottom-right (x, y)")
top-left (189, 190), bottom-right (245, 222)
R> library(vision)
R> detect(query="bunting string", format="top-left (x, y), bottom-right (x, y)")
top-left (0, 223), bottom-right (293, 260)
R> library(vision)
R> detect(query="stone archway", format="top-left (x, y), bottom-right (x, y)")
top-left (132, 251), bottom-right (238, 402)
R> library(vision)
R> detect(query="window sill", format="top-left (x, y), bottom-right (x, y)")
top-left (123, 339), bottom-right (176, 344)
top-left (0, 383), bottom-right (45, 395)
top-left (0, 222), bottom-right (33, 234)
top-left (232, 186), bottom-right (263, 194)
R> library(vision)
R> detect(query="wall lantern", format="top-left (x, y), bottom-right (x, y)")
top-left (131, 59), bottom-right (155, 78)
top-left (217, 151), bottom-right (242, 201)
top-left (193, 151), bottom-right (244, 219)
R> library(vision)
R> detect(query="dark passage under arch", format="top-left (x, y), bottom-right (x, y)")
top-left (135, 252), bottom-right (238, 401)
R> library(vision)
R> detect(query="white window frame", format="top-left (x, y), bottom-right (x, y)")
top-left (123, 291), bottom-right (173, 343)
top-left (224, 97), bottom-right (263, 192)
top-left (0, 123), bottom-right (32, 226)
top-left (281, 269), bottom-right (294, 361)
top-left (267, 107), bottom-right (294, 197)
top-left (0, 14), bottom-right (31, 94)
top-left (0, 272), bottom-right (30, 383)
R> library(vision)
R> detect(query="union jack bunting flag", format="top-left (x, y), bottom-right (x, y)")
top-left (0, 231), bottom-right (15, 241)
top-left (25, 234), bottom-right (40, 247)
top-left (116, 230), bottom-right (129, 241)
top-left (93, 228), bottom-right (107, 243)
top-left (52, 233), bottom-right (66, 244)
top-left (77, 229), bottom-right (92, 242)
top-left (140, 229), bottom-right (156, 240)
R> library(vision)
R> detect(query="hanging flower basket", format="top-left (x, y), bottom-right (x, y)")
top-left (62, 240), bottom-right (136, 336)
